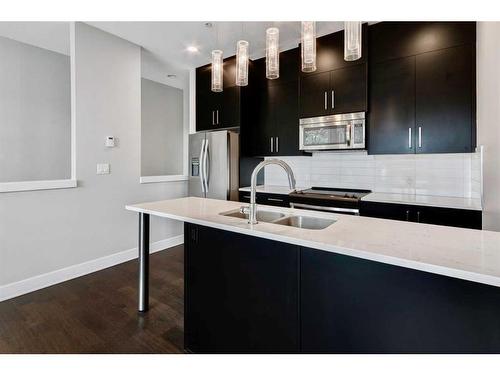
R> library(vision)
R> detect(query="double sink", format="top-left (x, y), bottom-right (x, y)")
top-left (221, 208), bottom-right (336, 230)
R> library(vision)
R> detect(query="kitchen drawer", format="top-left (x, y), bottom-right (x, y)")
top-left (359, 201), bottom-right (482, 230)
top-left (238, 191), bottom-right (290, 208)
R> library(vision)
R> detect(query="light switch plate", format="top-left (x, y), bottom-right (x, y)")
top-left (97, 163), bottom-right (110, 175)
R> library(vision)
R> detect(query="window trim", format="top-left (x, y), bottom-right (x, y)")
top-left (139, 175), bottom-right (188, 184)
top-left (0, 179), bottom-right (77, 193)
top-left (0, 22), bottom-right (77, 194)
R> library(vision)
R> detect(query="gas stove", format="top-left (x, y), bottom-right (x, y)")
top-left (289, 187), bottom-right (372, 215)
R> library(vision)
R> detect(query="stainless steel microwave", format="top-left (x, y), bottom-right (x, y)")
top-left (299, 112), bottom-right (365, 151)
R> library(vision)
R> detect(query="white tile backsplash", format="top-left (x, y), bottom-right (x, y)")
top-left (264, 150), bottom-right (481, 198)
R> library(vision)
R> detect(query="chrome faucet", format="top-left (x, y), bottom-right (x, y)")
top-left (241, 159), bottom-right (296, 224)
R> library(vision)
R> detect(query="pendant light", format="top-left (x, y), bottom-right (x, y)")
top-left (236, 22), bottom-right (249, 86)
top-left (211, 23), bottom-right (223, 92)
top-left (344, 21), bottom-right (362, 61)
top-left (301, 21), bottom-right (316, 73)
top-left (266, 27), bottom-right (279, 79)
top-left (236, 40), bottom-right (249, 86)
top-left (211, 50), bottom-right (223, 92)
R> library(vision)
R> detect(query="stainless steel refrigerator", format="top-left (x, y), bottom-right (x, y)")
top-left (188, 130), bottom-right (239, 201)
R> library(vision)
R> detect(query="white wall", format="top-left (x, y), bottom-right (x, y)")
top-left (141, 50), bottom-right (190, 176)
top-left (0, 36), bottom-right (71, 182)
top-left (141, 78), bottom-right (184, 176)
top-left (265, 152), bottom-right (480, 199)
top-left (477, 22), bottom-right (500, 231)
top-left (0, 23), bottom-right (187, 291)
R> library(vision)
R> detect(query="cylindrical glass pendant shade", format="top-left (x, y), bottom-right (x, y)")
top-left (301, 21), bottom-right (316, 72)
top-left (236, 40), bottom-right (249, 86)
top-left (266, 27), bottom-right (279, 79)
top-left (211, 49), bottom-right (223, 92)
top-left (344, 21), bottom-right (362, 61)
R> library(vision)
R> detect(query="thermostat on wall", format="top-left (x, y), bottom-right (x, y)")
top-left (105, 136), bottom-right (115, 148)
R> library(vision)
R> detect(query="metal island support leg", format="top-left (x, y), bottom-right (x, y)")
top-left (138, 213), bottom-right (150, 313)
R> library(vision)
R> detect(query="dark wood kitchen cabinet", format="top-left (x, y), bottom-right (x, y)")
top-left (301, 246), bottom-right (500, 353)
top-left (299, 64), bottom-right (367, 118)
top-left (245, 48), bottom-right (301, 157)
top-left (298, 71), bottom-right (331, 118)
top-left (367, 22), bottom-right (476, 154)
top-left (238, 191), bottom-right (291, 207)
top-left (415, 45), bottom-right (475, 153)
top-left (196, 56), bottom-right (244, 132)
top-left (315, 23), bottom-right (368, 72)
top-left (299, 25), bottom-right (368, 119)
top-left (185, 223), bottom-right (500, 353)
top-left (368, 56), bottom-right (416, 154)
top-left (184, 223), bottom-right (299, 353)
top-left (359, 200), bottom-right (482, 230)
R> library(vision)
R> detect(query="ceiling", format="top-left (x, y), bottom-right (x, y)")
top-left (0, 22), bottom-right (70, 55)
top-left (88, 22), bottom-right (346, 71)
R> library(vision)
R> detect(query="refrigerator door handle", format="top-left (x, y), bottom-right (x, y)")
top-left (199, 139), bottom-right (206, 193)
top-left (203, 138), bottom-right (210, 191)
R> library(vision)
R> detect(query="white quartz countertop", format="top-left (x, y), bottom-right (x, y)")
top-left (361, 192), bottom-right (482, 211)
top-left (239, 185), bottom-right (482, 211)
top-left (126, 197), bottom-right (500, 288)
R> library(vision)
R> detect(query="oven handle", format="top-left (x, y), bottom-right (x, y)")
top-left (290, 202), bottom-right (359, 215)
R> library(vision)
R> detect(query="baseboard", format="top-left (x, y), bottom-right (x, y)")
top-left (0, 234), bottom-right (184, 302)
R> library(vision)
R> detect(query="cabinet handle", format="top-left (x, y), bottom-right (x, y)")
top-left (270, 137), bottom-right (274, 153)
top-left (212, 110), bottom-right (215, 125)
top-left (216, 109), bottom-right (219, 125)
top-left (276, 137), bottom-right (279, 153)
top-left (408, 128), bottom-right (412, 149)
top-left (324, 91), bottom-right (327, 110)
top-left (331, 90), bottom-right (335, 109)
top-left (267, 197), bottom-right (284, 202)
top-left (405, 210), bottom-right (410, 221)
top-left (417, 211), bottom-right (421, 223)
top-left (418, 126), bottom-right (422, 148)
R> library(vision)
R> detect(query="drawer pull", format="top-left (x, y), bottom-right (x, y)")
top-left (267, 197), bottom-right (284, 202)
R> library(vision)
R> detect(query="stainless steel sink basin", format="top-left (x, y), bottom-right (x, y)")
top-left (221, 209), bottom-right (286, 223)
top-left (274, 215), bottom-right (336, 230)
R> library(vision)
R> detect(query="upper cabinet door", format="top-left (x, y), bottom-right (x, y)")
top-left (369, 22), bottom-right (476, 64)
top-left (195, 56), bottom-right (242, 132)
top-left (251, 85), bottom-right (276, 156)
top-left (415, 44), bottom-right (474, 153)
top-left (299, 71), bottom-right (331, 118)
top-left (274, 81), bottom-right (301, 156)
top-left (219, 86), bottom-right (240, 128)
top-left (330, 64), bottom-right (367, 115)
top-left (196, 92), bottom-right (219, 131)
top-left (368, 56), bottom-right (416, 154)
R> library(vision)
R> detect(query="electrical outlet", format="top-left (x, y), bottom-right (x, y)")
top-left (96, 163), bottom-right (110, 175)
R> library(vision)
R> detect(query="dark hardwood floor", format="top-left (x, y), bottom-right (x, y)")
top-left (0, 245), bottom-right (184, 354)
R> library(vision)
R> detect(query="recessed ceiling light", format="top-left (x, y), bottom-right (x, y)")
top-left (187, 46), bottom-right (199, 53)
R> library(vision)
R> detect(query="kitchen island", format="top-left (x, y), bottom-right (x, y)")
top-left (126, 197), bottom-right (500, 353)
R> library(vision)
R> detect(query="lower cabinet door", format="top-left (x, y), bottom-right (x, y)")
top-left (184, 223), bottom-right (299, 353)
top-left (301, 247), bottom-right (500, 353)
top-left (359, 201), bottom-right (414, 222)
